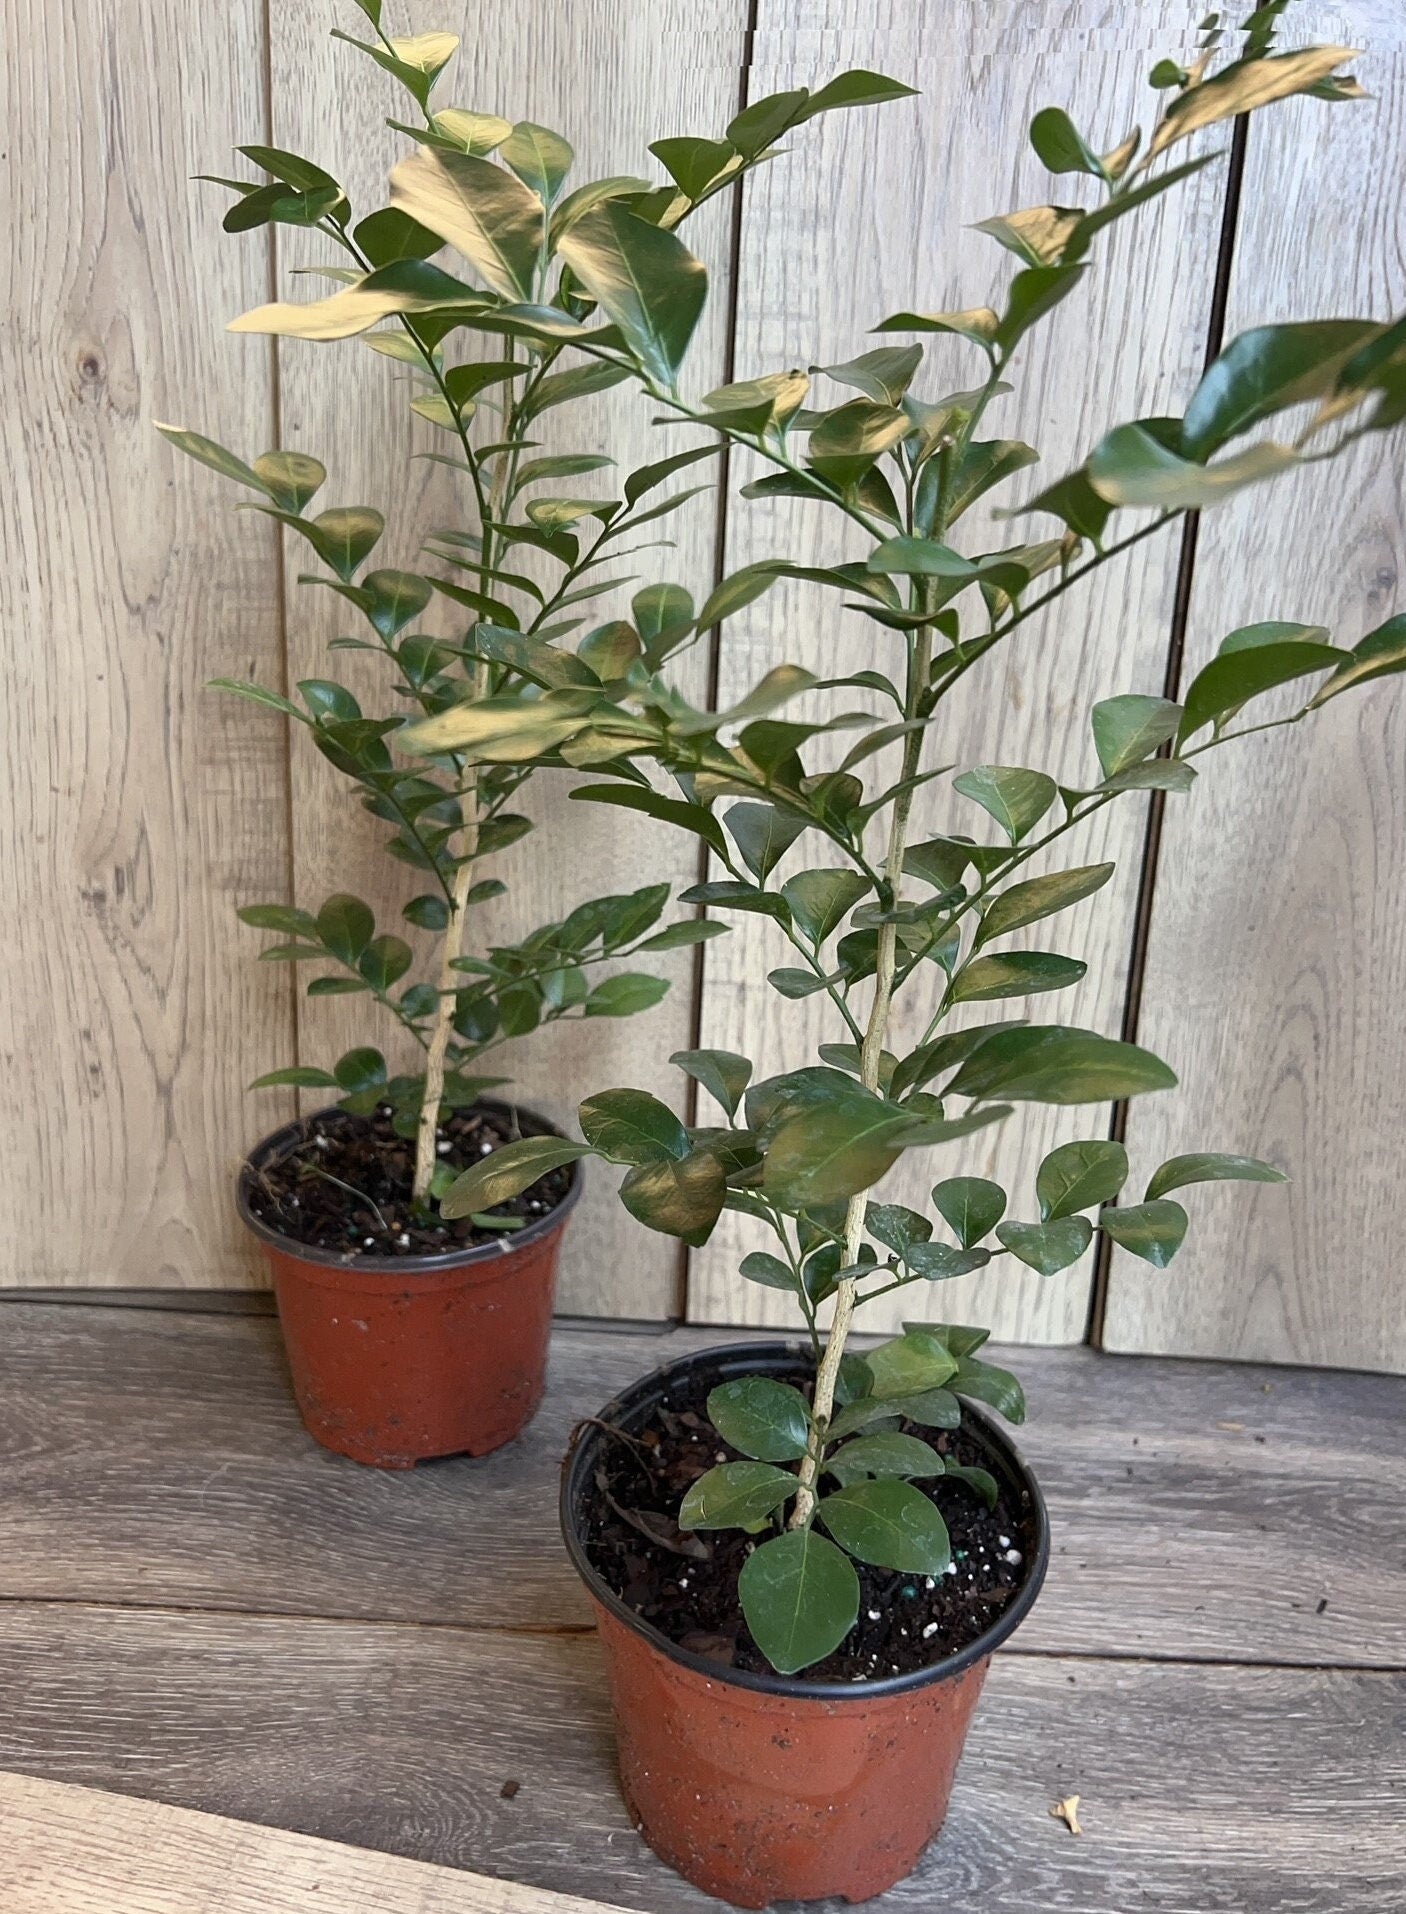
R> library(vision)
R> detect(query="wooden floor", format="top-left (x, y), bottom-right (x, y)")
top-left (1, 1296), bottom-right (1403, 1912)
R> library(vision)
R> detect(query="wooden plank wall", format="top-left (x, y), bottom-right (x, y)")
top-left (1105, 2), bottom-right (1406, 1371)
top-left (4, 0), bottom-right (1404, 1367)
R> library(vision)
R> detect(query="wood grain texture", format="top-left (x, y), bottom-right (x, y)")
top-left (2, 1304), bottom-right (1403, 1668)
top-left (257, 4), bottom-right (751, 1317)
top-left (1106, 10), bottom-right (1406, 1372)
top-left (689, 4), bottom-right (1227, 1339)
top-left (0, 1772), bottom-right (629, 1914)
top-left (0, 1), bottom-right (297, 1286)
top-left (0, 1611), bottom-right (1400, 1914)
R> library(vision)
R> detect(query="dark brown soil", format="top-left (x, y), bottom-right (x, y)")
top-left (579, 1362), bottom-right (1040, 1682)
top-left (243, 1104), bottom-right (573, 1259)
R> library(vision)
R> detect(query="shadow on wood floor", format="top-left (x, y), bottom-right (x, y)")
top-left (0, 1296), bottom-right (1402, 1911)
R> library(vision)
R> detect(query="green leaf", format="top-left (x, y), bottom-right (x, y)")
top-left (359, 568), bottom-right (433, 638)
top-left (316, 893), bottom-right (374, 965)
top-left (864, 1330), bottom-right (958, 1400)
top-left (695, 563), bottom-right (782, 632)
top-left (949, 951), bottom-right (1087, 1003)
top-left (825, 1433), bottom-right (944, 1486)
top-left (439, 1136), bottom-right (591, 1218)
top-left (707, 1377), bottom-right (812, 1463)
top-left (359, 934), bottom-right (413, 991)
top-left (1100, 1199), bottom-right (1189, 1267)
top-left (763, 1094), bottom-right (915, 1210)
top-left (618, 1148), bottom-right (726, 1246)
top-left (557, 204), bottom-right (708, 388)
top-left (1178, 630), bottom-right (1345, 742)
top-left (952, 1354), bottom-right (1026, 1423)
top-left (976, 863), bottom-right (1114, 947)
top-left (499, 120), bottom-right (573, 203)
top-left (650, 136), bottom-right (740, 201)
top-left (780, 869), bottom-right (870, 947)
top-left (948, 1025), bottom-right (1177, 1104)
top-left (238, 902), bottom-right (317, 937)
top-left (1036, 1139), bottom-right (1128, 1219)
top-left (1144, 1153), bottom-right (1286, 1201)
top-left (942, 439), bottom-right (1041, 525)
top-left (952, 765), bottom-right (1057, 843)
top-left (1182, 319), bottom-right (1379, 460)
top-left (905, 1241), bottom-right (992, 1280)
top-left (932, 1176), bottom-right (1007, 1247)
top-left (873, 306), bottom-right (999, 350)
top-left (1091, 695), bottom-right (1183, 779)
top-left (995, 263), bottom-right (1085, 352)
top-left (799, 68), bottom-right (918, 120)
top-left (820, 1479), bottom-right (951, 1575)
top-left (252, 450), bottom-right (326, 514)
top-left (975, 205), bottom-right (1083, 266)
top-left (738, 1528), bottom-right (859, 1676)
top-left (807, 398), bottom-right (910, 486)
top-left (1149, 44), bottom-right (1360, 159)
top-left (740, 1250), bottom-right (798, 1292)
top-left (1101, 758), bottom-right (1198, 795)
top-left (387, 146), bottom-right (543, 301)
top-left (943, 1462), bottom-right (999, 1508)
top-left (1308, 614), bottom-right (1406, 706)
top-left (585, 972), bottom-right (671, 1018)
top-left (249, 1065), bottom-right (339, 1090)
top-left (672, 1048), bottom-right (753, 1119)
top-left (638, 919), bottom-right (727, 952)
top-left (1088, 423), bottom-right (1299, 510)
top-left (578, 1087), bottom-right (687, 1165)
top-left (1030, 105), bottom-right (1107, 178)
top-left (333, 1046), bottom-right (387, 1096)
top-left (725, 803), bottom-right (807, 881)
top-left (679, 1460), bottom-right (796, 1531)
top-left (155, 423), bottom-right (264, 494)
top-left (431, 109), bottom-right (513, 155)
top-left (864, 1202), bottom-right (931, 1257)
top-left (818, 345), bottom-right (924, 406)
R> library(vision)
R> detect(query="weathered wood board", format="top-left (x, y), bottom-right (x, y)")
top-left (1105, 10), bottom-right (1406, 1371)
top-left (0, 1), bottom-right (296, 1288)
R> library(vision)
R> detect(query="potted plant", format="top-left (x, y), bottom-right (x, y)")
top-left (158, 7), bottom-right (887, 1466)
top-left (404, 9), bottom-right (1404, 1902)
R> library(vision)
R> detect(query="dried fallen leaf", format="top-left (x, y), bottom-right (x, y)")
top-left (1050, 1794), bottom-right (1083, 1835)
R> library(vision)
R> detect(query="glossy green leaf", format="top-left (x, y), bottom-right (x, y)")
top-left (1030, 105), bottom-right (1107, 178)
top-left (799, 69), bottom-right (918, 120)
top-left (738, 1528), bottom-right (860, 1675)
top-left (1179, 631), bottom-right (1345, 741)
top-left (781, 869), bottom-right (870, 947)
top-left (825, 1433), bottom-right (944, 1486)
top-left (943, 1461), bottom-right (1000, 1508)
top-left (807, 398), bottom-right (910, 486)
top-left (229, 258), bottom-right (487, 340)
top-left (1036, 1139), bottom-right (1129, 1219)
top-left (1091, 695), bottom-right (1183, 778)
top-left (707, 1377), bottom-right (812, 1462)
top-left (975, 204), bottom-right (1083, 266)
top-left (316, 893), bottom-right (374, 964)
top-left (499, 121), bottom-right (573, 203)
top-left (1182, 319), bottom-right (1378, 459)
top-left (739, 1250), bottom-right (798, 1292)
top-left (997, 1214), bottom-right (1094, 1274)
top-left (820, 1479), bottom-right (951, 1574)
top-left (670, 1048), bottom-right (752, 1120)
top-left (932, 1176), bottom-right (1007, 1247)
top-left (1307, 614), bottom-right (1406, 707)
top-left (952, 765), bottom-right (1058, 843)
top-left (333, 1046), bottom-right (387, 1096)
top-left (950, 951), bottom-right (1086, 1003)
top-left (995, 263), bottom-right (1086, 351)
top-left (431, 108), bottom-right (512, 155)
top-left (585, 972), bottom-right (671, 1017)
top-left (618, 1148), bottom-right (726, 1246)
top-left (864, 1330), bottom-right (959, 1400)
top-left (864, 1202), bottom-right (931, 1257)
top-left (557, 204), bottom-right (707, 387)
top-left (1099, 1198), bottom-right (1189, 1266)
top-left (155, 423), bottom-right (264, 493)
top-left (976, 863), bottom-right (1113, 947)
top-left (763, 1094), bottom-right (916, 1210)
top-left (679, 1460), bottom-right (796, 1530)
top-left (359, 933), bottom-right (412, 991)
top-left (439, 1136), bottom-right (590, 1218)
top-left (948, 1025), bottom-right (1177, 1104)
top-left (818, 345), bottom-right (923, 406)
top-left (1144, 1153), bottom-right (1286, 1201)
top-left (1089, 422), bottom-right (1299, 509)
top-left (578, 1087), bottom-right (687, 1165)
top-left (725, 802), bottom-right (807, 881)
top-left (952, 1353), bottom-right (1026, 1423)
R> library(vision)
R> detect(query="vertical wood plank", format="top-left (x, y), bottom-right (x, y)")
top-left (1105, 7), bottom-right (1406, 1373)
top-left (689, 3), bottom-right (1226, 1338)
top-left (0, 0), bottom-right (295, 1286)
top-left (264, 3), bottom-right (750, 1319)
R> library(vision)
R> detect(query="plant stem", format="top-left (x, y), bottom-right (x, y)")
top-left (412, 772), bottom-right (482, 1201)
top-left (790, 621), bottom-right (934, 1527)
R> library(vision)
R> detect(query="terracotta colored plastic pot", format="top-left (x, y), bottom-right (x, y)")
top-left (561, 1340), bottom-right (1049, 1908)
top-left (237, 1102), bottom-right (582, 1470)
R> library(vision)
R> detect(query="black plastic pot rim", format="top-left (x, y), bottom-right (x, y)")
top-left (236, 1096), bottom-right (585, 1275)
top-left (561, 1337), bottom-right (1051, 1704)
